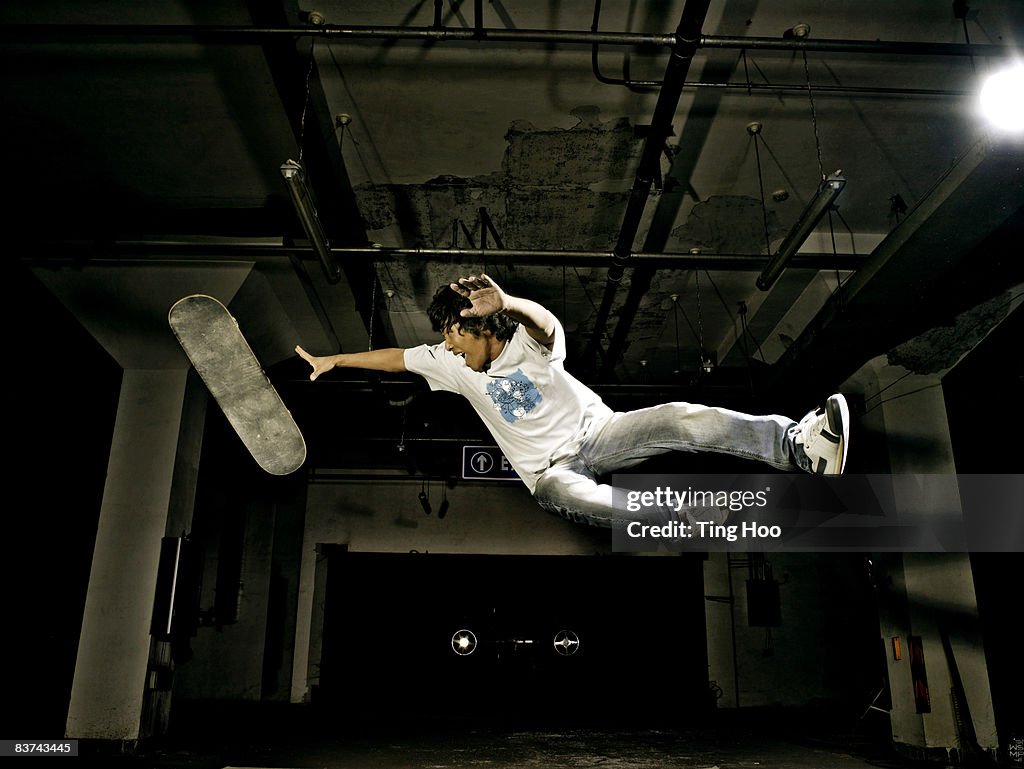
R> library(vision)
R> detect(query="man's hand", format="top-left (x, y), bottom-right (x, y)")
top-left (450, 273), bottom-right (557, 348)
top-left (450, 273), bottom-right (508, 318)
top-left (295, 345), bottom-right (408, 375)
top-left (295, 345), bottom-right (336, 381)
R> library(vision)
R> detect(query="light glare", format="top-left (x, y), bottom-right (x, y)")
top-left (980, 62), bottom-right (1024, 132)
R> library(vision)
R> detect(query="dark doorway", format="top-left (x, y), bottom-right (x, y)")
top-left (317, 551), bottom-right (708, 727)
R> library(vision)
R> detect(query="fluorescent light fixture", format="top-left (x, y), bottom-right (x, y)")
top-left (280, 159), bottom-right (341, 283)
top-left (757, 172), bottom-right (846, 291)
top-left (979, 61), bottom-right (1024, 133)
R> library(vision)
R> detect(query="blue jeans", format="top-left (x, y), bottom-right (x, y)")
top-left (532, 402), bottom-right (808, 527)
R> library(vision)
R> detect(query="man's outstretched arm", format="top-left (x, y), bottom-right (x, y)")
top-left (295, 345), bottom-right (407, 380)
top-left (452, 273), bottom-right (557, 348)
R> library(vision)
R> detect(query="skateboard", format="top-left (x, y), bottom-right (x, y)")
top-left (168, 294), bottom-right (306, 475)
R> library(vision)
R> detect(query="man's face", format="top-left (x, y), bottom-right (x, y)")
top-left (442, 325), bottom-right (491, 372)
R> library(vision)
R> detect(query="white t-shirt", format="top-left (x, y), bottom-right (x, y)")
top-left (403, 321), bottom-right (612, 493)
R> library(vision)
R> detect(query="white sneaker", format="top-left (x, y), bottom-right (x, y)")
top-left (794, 393), bottom-right (850, 475)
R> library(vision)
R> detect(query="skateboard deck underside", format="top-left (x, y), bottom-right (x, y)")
top-left (169, 295), bottom-right (306, 475)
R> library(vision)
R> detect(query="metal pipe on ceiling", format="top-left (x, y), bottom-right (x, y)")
top-left (582, 0), bottom-right (712, 375)
top-left (349, 247), bottom-right (863, 271)
top-left (1, 24), bottom-right (1011, 58)
top-left (604, 78), bottom-right (971, 98)
top-left (33, 243), bottom-right (864, 270)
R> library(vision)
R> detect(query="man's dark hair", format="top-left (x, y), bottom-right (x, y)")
top-left (427, 283), bottom-right (518, 341)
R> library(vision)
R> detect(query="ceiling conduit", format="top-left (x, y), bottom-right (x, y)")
top-left (2, 24), bottom-right (1011, 59)
top-left (582, 0), bottom-right (711, 375)
top-left (30, 243), bottom-right (864, 270)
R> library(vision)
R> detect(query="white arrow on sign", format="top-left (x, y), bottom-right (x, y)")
top-left (470, 451), bottom-right (494, 474)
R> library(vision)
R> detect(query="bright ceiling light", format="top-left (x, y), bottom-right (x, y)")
top-left (979, 62), bottom-right (1024, 133)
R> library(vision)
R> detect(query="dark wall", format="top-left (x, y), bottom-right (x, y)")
top-left (9, 263), bottom-right (122, 735)
top-left (945, 304), bottom-right (1023, 754)
top-left (318, 550), bottom-right (709, 727)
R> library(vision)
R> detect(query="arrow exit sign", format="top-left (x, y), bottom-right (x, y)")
top-left (462, 446), bottom-right (519, 481)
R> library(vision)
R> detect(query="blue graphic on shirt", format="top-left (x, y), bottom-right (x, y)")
top-left (487, 369), bottom-right (542, 423)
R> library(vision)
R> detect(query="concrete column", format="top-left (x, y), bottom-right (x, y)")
top-left (66, 369), bottom-right (189, 741)
top-left (867, 362), bottom-right (998, 761)
top-left (703, 553), bottom-right (738, 709)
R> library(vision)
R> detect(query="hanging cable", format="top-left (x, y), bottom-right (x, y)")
top-left (863, 383), bottom-right (943, 415)
top-left (801, 50), bottom-right (825, 183)
top-left (695, 270), bottom-right (711, 372)
top-left (437, 482), bottom-right (449, 519)
top-left (573, 266), bottom-right (601, 316)
top-left (803, 47), bottom-right (844, 299)
top-left (832, 207), bottom-right (854, 292)
top-left (298, 39), bottom-right (316, 164)
top-left (671, 294), bottom-right (682, 374)
top-left (862, 370), bottom-right (914, 410)
top-left (562, 263), bottom-right (567, 326)
top-left (962, 19), bottom-right (975, 73)
top-left (749, 124), bottom-right (770, 260)
top-left (702, 269), bottom-right (736, 326)
top-left (749, 123), bottom-right (774, 258)
top-left (738, 300), bottom-right (767, 364)
top-left (737, 301), bottom-right (755, 394)
top-left (673, 287), bottom-right (702, 352)
top-left (955, 1), bottom-right (977, 74)
top-left (367, 263), bottom-right (377, 350)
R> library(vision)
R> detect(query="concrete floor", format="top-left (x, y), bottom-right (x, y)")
top-left (88, 705), bottom-right (923, 769)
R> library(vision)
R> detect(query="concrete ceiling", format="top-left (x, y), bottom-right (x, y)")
top-left (4, 1), bottom-right (1023, 441)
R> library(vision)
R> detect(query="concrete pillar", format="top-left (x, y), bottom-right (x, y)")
top-left (703, 552), bottom-right (738, 709)
top-left (32, 262), bottom-right (256, 740)
top-left (866, 361), bottom-right (998, 762)
top-left (65, 369), bottom-right (190, 741)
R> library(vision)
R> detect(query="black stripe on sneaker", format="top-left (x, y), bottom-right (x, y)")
top-left (816, 457), bottom-right (828, 473)
top-left (821, 430), bottom-right (840, 444)
top-left (826, 397), bottom-right (846, 433)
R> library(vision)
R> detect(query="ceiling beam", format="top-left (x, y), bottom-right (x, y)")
top-left (583, 0), bottom-right (712, 376)
top-left (600, 3), bottom-right (758, 381)
top-left (766, 134), bottom-right (1024, 406)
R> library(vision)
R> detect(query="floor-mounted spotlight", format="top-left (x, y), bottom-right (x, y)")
top-left (280, 159), bottom-right (341, 284)
top-left (452, 629), bottom-right (478, 656)
top-left (756, 172), bottom-right (846, 291)
top-left (553, 629), bottom-right (581, 656)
